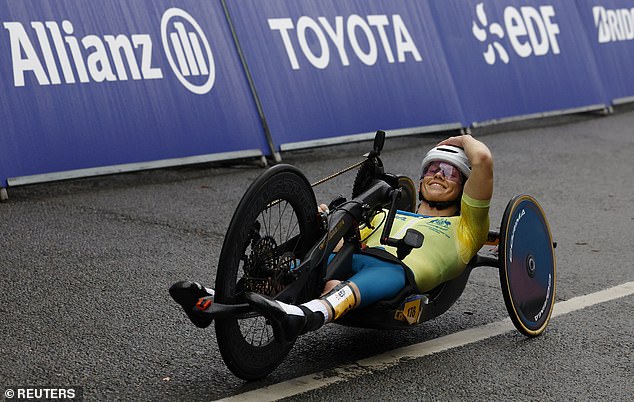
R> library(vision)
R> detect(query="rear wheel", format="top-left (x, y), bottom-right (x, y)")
top-left (214, 164), bottom-right (321, 380)
top-left (499, 195), bottom-right (556, 337)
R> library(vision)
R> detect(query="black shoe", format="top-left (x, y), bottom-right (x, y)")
top-left (244, 292), bottom-right (307, 344)
top-left (169, 281), bottom-right (214, 329)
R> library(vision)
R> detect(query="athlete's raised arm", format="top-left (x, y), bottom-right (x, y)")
top-left (437, 135), bottom-right (493, 201)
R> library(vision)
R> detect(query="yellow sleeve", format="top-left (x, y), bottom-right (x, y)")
top-left (457, 194), bottom-right (490, 264)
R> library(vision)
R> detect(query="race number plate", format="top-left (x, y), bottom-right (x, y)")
top-left (394, 294), bottom-right (425, 324)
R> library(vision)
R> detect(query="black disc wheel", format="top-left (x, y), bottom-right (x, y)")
top-left (214, 164), bottom-right (321, 380)
top-left (499, 195), bottom-right (556, 337)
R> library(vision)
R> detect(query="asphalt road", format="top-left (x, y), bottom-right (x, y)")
top-left (1, 105), bottom-right (633, 401)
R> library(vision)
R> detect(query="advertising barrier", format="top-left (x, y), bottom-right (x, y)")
top-left (576, 0), bottom-right (634, 104)
top-left (429, 0), bottom-right (608, 126)
top-left (0, 0), bottom-right (268, 188)
top-left (223, 0), bottom-right (465, 150)
top-left (1, 0), bottom-right (631, 195)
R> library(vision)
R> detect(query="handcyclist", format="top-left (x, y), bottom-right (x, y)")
top-left (170, 134), bottom-right (493, 342)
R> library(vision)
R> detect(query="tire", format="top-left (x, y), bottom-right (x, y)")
top-left (396, 175), bottom-right (417, 213)
top-left (499, 195), bottom-right (556, 337)
top-left (214, 164), bottom-right (321, 380)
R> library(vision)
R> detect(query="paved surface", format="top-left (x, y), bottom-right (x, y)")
top-left (1, 105), bottom-right (633, 401)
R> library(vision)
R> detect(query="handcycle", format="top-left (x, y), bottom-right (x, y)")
top-left (191, 131), bottom-right (557, 380)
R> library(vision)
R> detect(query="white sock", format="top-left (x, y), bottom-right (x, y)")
top-left (278, 301), bottom-right (304, 316)
top-left (301, 299), bottom-right (330, 322)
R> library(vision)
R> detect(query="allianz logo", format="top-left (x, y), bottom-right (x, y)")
top-left (593, 6), bottom-right (634, 43)
top-left (1, 8), bottom-right (214, 94)
top-left (472, 2), bottom-right (561, 65)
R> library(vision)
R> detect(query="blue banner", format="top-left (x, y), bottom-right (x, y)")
top-left (224, 0), bottom-right (465, 149)
top-left (429, 0), bottom-right (607, 125)
top-left (576, 0), bottom-right (634, 103)
top-left (0, 0), bottom-right (267, 187)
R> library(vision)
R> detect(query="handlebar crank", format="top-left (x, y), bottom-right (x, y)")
top-left (380, 187), bottom-right (424, 260)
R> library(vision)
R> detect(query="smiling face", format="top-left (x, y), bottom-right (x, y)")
top-left (420, 161), bottom-right (464, 203)
top-left (420, 175), bottom-right (462, 202)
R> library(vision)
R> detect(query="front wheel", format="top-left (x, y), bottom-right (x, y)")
top-left (214, 164), bottom-right (321, 380)
top-left (499, 195), bottom-right (556, 337)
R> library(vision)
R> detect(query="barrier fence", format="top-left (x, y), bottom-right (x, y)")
top-left (430, 0), bottom-right (607, 126)
top-left (1, 0), bottom-right (633, 192)
top-left (224, 0), bottom-right (465, 151)
top-left (0, 0), bottom-right (268, 190)
top-left (577, 0), bottom-right (634, 104)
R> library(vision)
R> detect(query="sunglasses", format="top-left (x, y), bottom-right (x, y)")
top-left (422, 161), bottom-right (463, 184)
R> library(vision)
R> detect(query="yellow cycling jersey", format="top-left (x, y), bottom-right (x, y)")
top-left (359, 194), bottom-right (490, 292)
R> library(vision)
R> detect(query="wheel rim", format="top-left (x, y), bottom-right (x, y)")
top-left (500, 195), bottom-right (556, 336)
top-left (215, 166), bottom-right (320, 379)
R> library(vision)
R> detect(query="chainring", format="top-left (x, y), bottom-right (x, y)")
top-left (352, 160), bottom-right (377, 199)
top-left (240, 236), bottom-right (295, 296)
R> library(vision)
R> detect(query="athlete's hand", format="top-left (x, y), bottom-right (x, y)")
top-left (437, 135), bottom-right (469, 148)
top-left (318, 204), bottom-right (329, 214)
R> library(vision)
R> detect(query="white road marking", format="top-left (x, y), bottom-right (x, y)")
top-left (217, 281), bottom-right (634, 402)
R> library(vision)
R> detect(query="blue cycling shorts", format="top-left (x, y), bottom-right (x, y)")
top-left (329, 253), bottom-right (405, 308)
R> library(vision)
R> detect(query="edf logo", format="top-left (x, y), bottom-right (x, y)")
top-left (472, 3), bottom-right (561, 65)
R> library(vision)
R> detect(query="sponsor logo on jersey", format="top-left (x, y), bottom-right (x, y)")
top-left (424, 218), bottom-right (451, 238)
